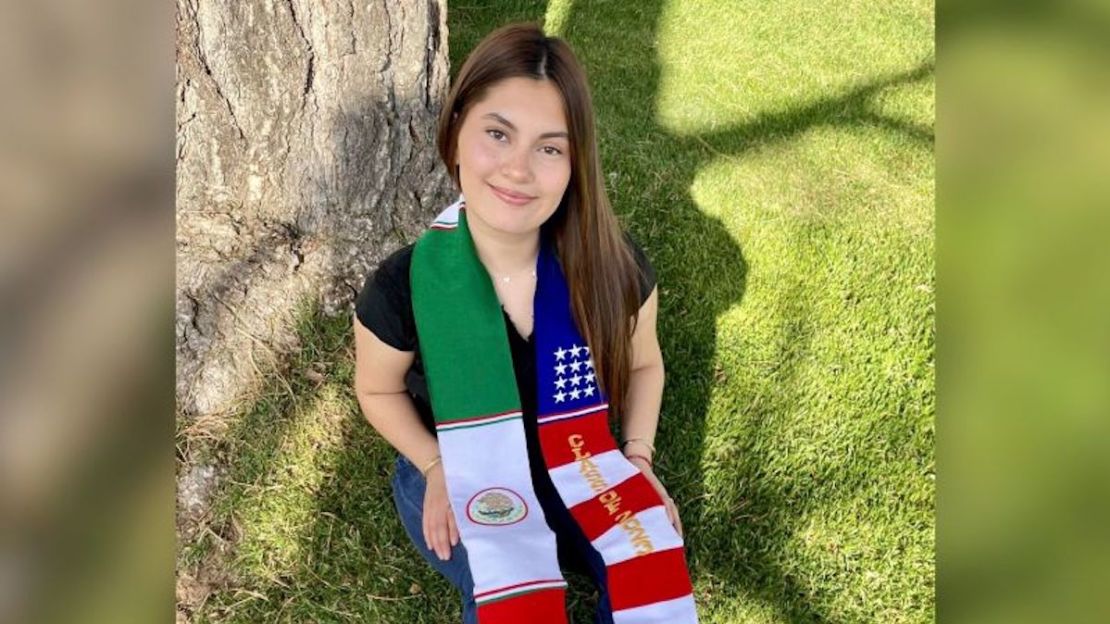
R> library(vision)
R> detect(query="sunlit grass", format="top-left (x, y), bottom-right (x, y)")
top-left (229, 385), bottom-right (348, 580)
top-left (654, 0), bottom-right (935, 135)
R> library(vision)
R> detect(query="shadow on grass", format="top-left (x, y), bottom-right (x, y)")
top-left (186, 1), bottom-right (933, 622)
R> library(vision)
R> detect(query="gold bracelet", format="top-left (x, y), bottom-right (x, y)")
top-left (420, 455), bottom-right (442, 476)
top-left (621, 437), bottom-right (656, 455)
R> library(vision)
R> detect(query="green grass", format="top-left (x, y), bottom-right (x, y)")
top-left (180, 0), bottom-right (934, 622)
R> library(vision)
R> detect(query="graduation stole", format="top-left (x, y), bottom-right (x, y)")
top-left (411, 197), bottom-right (698, 623)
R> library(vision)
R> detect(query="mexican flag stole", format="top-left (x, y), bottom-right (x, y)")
top-left (411, 198), bottom-right (698, 623)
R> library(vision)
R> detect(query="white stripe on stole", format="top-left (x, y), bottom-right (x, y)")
top-left (547, 448), bottom-right (641, 508)
top-left (536, 402), bottom-right (609, 425)
top-left (436, 410), bottom-right (521, 432)
top-left (474, 578), bottom-right (568, 604)
top-left (590, 506), bottom-right (685, 566)
top-left (429, 196), bottom-right (465, 229)
top-left (612, 593), bottom-right (699, 624)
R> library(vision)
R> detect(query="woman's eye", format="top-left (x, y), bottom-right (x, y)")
top-left (541, 146), bottom-right (563, 156)
top-left (486, 129), bottom-right (507, 141)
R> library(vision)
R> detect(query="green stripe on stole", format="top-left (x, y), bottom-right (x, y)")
top-left (410, 209), bottom-right (521, 425)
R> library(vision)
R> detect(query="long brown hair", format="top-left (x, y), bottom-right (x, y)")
top-left (437, 22), bottom-right (645, 422)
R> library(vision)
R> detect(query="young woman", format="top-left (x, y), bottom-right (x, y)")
top-left (353, 23), bottom-right (696, 624)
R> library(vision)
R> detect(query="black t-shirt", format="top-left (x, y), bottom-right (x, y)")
top-left (355, 232), bottom-right (656, 496)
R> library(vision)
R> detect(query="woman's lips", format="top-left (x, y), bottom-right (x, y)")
top-left (488, 183), bottom-right (536, 206)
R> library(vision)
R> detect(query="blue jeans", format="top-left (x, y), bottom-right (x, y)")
top-left (391, 453), bottom-right (616, 623)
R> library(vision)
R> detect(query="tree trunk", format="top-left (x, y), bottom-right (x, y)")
top-left (175, 0), bottom-right (453, 420)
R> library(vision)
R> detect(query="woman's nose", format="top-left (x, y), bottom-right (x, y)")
top-left (500, 146), bottom-right (533, 184)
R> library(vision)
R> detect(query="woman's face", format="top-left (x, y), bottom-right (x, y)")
top-left (455, 77), bottom-right (572, 236)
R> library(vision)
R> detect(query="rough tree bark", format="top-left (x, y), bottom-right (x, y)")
top-left (175, 0), bottom-right (454, 421)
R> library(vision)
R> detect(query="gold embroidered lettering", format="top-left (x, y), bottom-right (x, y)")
top-left (566, 434), bottom-right (655, 553)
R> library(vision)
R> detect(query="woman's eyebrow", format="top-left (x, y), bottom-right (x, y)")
top-left (481, 112), bottom-right (569, 139)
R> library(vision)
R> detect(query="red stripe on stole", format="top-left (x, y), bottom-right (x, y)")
top-left (476, 586), bottom-right (568, 624)
top-left (568, 472), bottom-right (662, 541)
top-left (607, 547), bottom-right (694, 611)
top-left (537, 409), bottom-right (616, 469)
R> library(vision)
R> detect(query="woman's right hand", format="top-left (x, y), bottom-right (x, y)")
top-left (422, 464), bottom-right (460, 561)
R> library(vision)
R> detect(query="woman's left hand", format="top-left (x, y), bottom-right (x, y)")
top-left (627, 456), bottom-right (683, 538)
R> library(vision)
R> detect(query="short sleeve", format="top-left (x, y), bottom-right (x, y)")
top-left (354, 245), bottom-right (417, 351)
top-left (624, 232), bottom-right (658, 305)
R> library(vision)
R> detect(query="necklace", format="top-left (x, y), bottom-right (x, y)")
top-left (496, 269), bottom-right (537, 283)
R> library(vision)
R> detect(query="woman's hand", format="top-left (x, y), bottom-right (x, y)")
top-left (627, 456), bottom-right (683, 538)
top-left (422, 464), bottom-right (460, 561)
